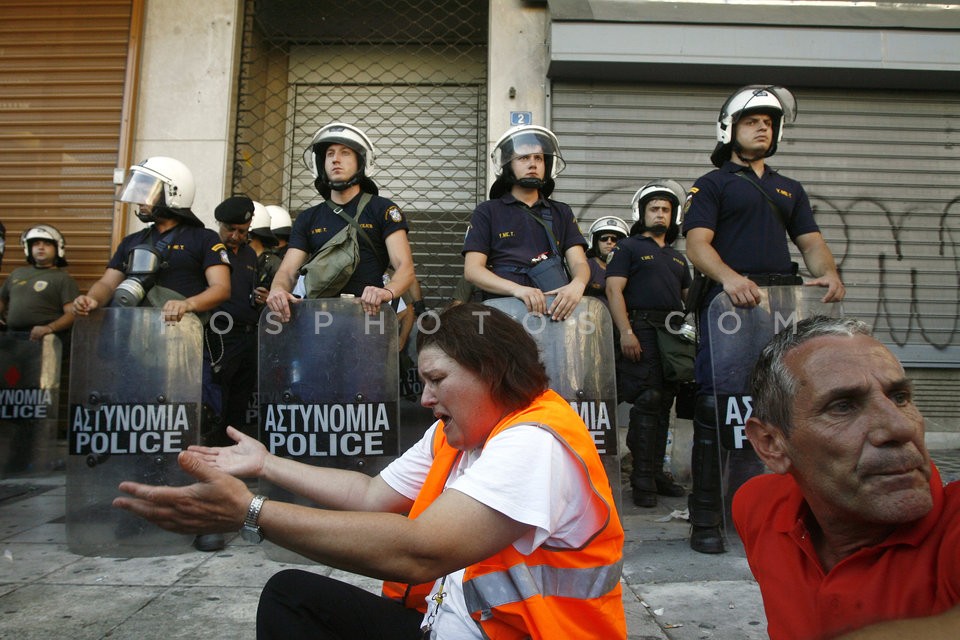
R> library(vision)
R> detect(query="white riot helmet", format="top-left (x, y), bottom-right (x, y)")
top-left (587, 216), bottom-right (629, 247)
top-left (250, 201), bottom-right (277, 245)
top-left (21, 224), bottom-right (68, 266)
top-left (117, 156), bottom-right (201, 225)
top-left (491, 125), bottom-right (566, 179)
top-left (118, 157), bottom-right (196, 210)
top-left (630, 179), bottom-right (686, 245)
top-left (266, 205), bottom-right (292, 237)
top-left (711, 85), bottom-right (797, 168)
top-left (302, 122), bottom-right (378, 198)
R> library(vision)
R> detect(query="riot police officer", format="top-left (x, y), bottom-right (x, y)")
top-left (606, 180), bottom-right (691, 508)
top-left (1, 224), bottom-right (79, 340)
top-left (74, 156), bottom-right (230, 322)
top-left (682, 86), bottom-right (845, 554)
top-left (249, 201), bottom-right (280, 307)
top-left (584, 216), bottom-right (629, 304)
top-left (266, 123), bottom-right (415, 320)
top-left (266, 204), bottom-right (291, 260)
top-left (463, 125), bottom-right (590, 321)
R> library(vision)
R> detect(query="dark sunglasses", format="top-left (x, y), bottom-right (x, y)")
top-left (598, 235), bottom-right (620, 243)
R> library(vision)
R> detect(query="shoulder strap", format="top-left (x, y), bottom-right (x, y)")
top-left (522, 204), bottom-right (563, 257)
top-left (328, 193), bottom-right (377, 251)
top-left (733, 171), bottom-right (794, 230)
top-left (150, 225), bottom-right (186, 261)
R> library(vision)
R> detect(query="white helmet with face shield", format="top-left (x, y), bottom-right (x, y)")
top-left (489, 125), bottom-right (566, 198)
top-left (711, 85), bottom-right (797, 168)
top-left (302, 122), bottom-right (378, 198)
top-left (630, 179), bottom-right (686, 245)
top-left (117, 157), bottom-right (200, 225)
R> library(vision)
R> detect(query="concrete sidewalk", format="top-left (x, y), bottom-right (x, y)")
top-left (3, 447), bottom-right (958, 639)
top-left (0, 473), bottom-right (763, 640)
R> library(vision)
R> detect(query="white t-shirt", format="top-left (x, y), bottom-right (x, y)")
top-left (380, 421), bottom-right (607, 639)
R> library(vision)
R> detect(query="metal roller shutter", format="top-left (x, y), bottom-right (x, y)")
top-left (0, 0), bottom-right (134, 292)
top-left (552, 81), bottom-right (960, 425)
top-left (551, 82), bottom-right (960, 363)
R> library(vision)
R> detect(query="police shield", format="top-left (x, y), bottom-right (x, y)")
top-left (398, 322), bottom-right (437, 451)
top-left (259, 298), bottom-right (400, 562)
top-left (66, 308), bottom-right (203, 557)
top-left (483, 297), bottom-right (621, 506)
top-left (0, 332), bottom-right (61, 478)
top-left (707, 285), bottom-right (842, 531)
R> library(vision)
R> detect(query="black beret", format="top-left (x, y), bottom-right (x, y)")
top-left (215, 196), bottom-right (254, 224)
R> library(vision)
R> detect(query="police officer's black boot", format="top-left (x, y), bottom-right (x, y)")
top-left (688, 394), bottom-right (725, 554)
top-left (654, 390), bottom-right (686, 497)
top-left (627, 389), bottom-right (662, 508)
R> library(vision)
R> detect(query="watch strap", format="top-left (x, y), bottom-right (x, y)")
top-left (244, 494), bottom-right (268, 529)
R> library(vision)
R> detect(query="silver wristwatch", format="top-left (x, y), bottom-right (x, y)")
top-left (239, 494), bottom-right (268, 543)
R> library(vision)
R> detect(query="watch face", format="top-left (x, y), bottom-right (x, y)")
top-left (240, 525), bottom-right (263, 544)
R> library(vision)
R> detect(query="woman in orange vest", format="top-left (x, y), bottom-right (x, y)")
top-left (113, 303), bottom-right (626, 639)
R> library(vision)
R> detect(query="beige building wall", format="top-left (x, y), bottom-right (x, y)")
top-left (487, 0), bottom-right (550, 189)
top-left (125, 0), bottom-right (243, 233)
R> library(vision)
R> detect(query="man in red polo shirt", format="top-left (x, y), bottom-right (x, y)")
top-left (734, 316), bottom-right (959, 640)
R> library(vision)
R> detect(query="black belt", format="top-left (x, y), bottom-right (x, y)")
top-left (628, 309), bottom-right (675, 326)
top-left (742, 273), bottom-right (803, 287)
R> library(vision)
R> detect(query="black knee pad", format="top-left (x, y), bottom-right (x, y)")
top-left (631, 388), bottom-right (663, 417)
top-left (693, 393), bottom-right (717, 428)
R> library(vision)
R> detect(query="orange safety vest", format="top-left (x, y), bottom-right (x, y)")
top-left (382, 389), bottom-right (626, 640)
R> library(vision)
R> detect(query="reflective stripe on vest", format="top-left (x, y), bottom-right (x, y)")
top-left (463, 559), bottom-right (624, 615)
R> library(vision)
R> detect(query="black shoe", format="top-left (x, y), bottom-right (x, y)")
top-left (194, 534), bottom-right (225, 552)
top-left (689, 525), bottom-right (726, 554)
top-left (632, 488), bottom-right (657, 508)
top-left (654, 471), bottom-right (686, 497)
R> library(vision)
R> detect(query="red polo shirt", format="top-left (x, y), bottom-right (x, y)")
top-left (733, 465), bottom-right (960, 640)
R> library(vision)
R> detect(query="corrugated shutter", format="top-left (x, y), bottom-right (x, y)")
top-left (551, 82), bottom-right (960, 361)
top-left (552, 81), bottom-right (960, 423)
top-left (0, 0), bottom-right (133, 292)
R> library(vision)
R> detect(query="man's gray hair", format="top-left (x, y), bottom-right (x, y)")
top-left (750, 315), bottom-right (873, 434)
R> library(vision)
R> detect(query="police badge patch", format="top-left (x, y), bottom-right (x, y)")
top-left (385, 206), bottom-right (403, 223)
top-left (33, 280), bottom-right (49, 292)
top-left (683, 189), bottom-right (696, 217)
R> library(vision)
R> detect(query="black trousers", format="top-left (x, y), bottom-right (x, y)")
top-left (257, 569), bottom-right (424, 640)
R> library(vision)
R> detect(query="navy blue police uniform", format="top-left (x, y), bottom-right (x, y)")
top-left (607, 233), bottom-right (691, 506)
top-left (108, 226), bottom-right (230, 297)
top-left (681, 159), bottom-right (821, 552)
top-left (584, 258), bottom-right (609, 304)
top-left (606, 235), bottom-right (691, 402)
top-left (289, 192), bottom-right (408, 296)
top-left (682, 161), bottom-right (818, 394)
top-left (462, 193), bottom-right (586, 291)
top-left (208, 243), bottom-right (259, 439)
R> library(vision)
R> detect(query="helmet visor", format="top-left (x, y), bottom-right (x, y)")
top-left (118, 171), bottom-right (165, 207)
top-left (492, 130), bottom-right (566, 178)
